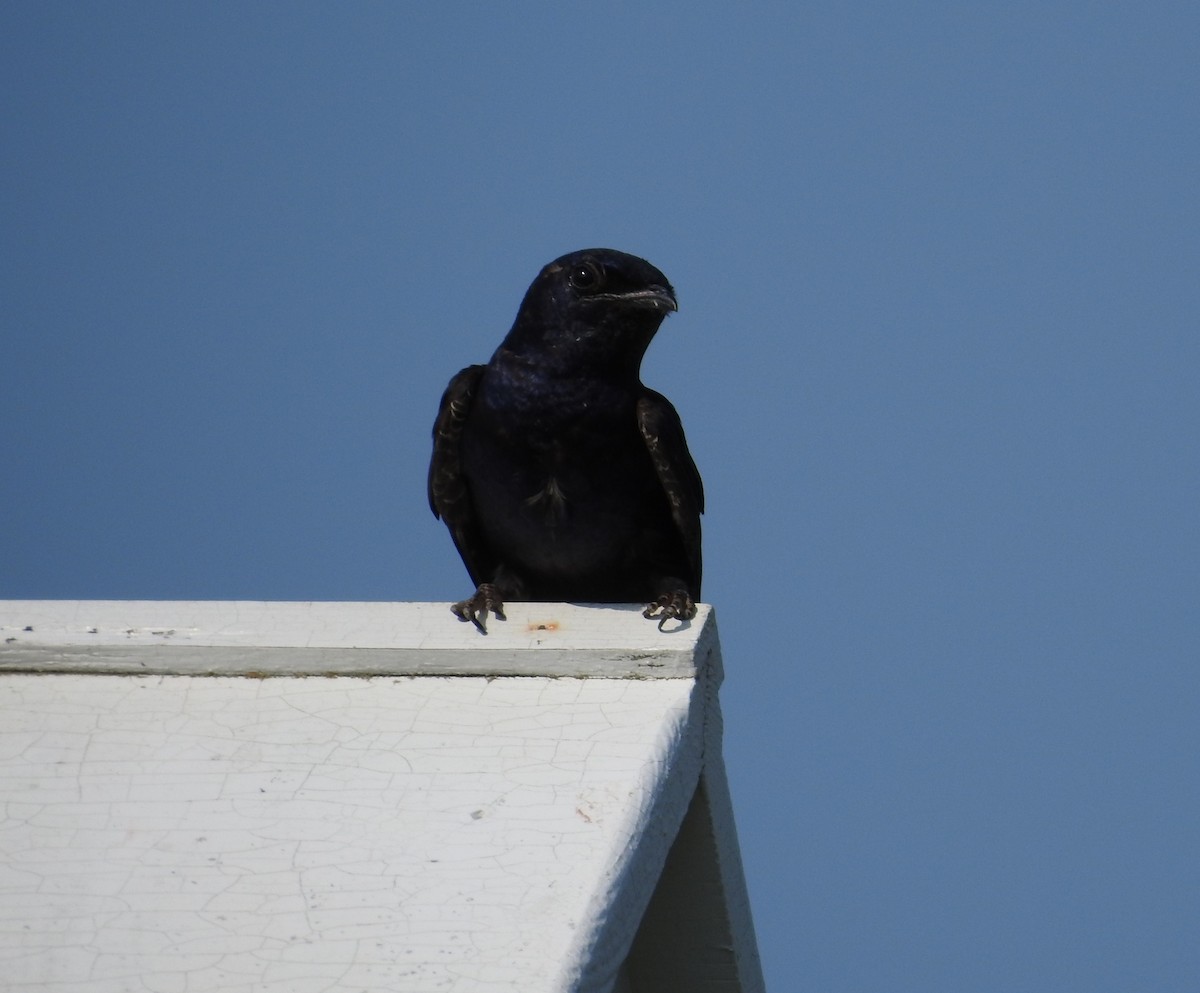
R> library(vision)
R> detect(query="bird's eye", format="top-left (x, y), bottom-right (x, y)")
top-left (568, 261), bottom-right (603, 292)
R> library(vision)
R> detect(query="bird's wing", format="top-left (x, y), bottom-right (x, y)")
top-left (637, 388), bottom-right (704, 594)
top-left (429, 364), bottom-right (493, 586)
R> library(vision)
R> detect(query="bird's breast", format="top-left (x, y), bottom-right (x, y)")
top-left (461, 376), bottom-right (659, 582)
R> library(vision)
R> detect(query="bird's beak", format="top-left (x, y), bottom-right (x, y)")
top-left (615, 286), bottom-right (678, 313)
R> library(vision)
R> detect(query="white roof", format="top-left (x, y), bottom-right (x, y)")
top-left (0, 601), bottom-right (764, 993)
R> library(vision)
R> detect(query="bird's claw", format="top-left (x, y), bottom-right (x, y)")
top-left (643, 591), bottom-right (696, 630)
top-left (451, 583), bottom-right (507, 634)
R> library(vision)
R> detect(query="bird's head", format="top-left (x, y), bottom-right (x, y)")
top-left (502, 248), bottom-right (677, 376)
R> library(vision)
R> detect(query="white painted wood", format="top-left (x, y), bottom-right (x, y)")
top-left (0, 673), bottom-right (702, 993)
top-left (602, 644), bottom-right (766, 993)
top-left (697, 732), bottom-right (769, 993)
top-left (0, 601), bottom-right (762, 993)
top-left (0, 602), bottom-right (717, 679)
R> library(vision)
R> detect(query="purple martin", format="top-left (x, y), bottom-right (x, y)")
top-left (429, 248), bottom-right (703, 631)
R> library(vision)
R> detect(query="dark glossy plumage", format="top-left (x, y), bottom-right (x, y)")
top-left (429, 248), bottom-right (703, 630)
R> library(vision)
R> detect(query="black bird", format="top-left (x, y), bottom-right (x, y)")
top-left (429, 248), bottom-right (703, 631)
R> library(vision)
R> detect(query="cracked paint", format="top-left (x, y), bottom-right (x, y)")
top-left (0, 672), bottom-right (698, 992)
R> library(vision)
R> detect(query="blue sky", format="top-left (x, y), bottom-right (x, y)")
top-left (3, 4), bottom-right (1198, 989)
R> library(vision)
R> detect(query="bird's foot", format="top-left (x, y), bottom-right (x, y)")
top-left (643, 590), bottom-right (697, 630)
top-left (451, 584), bottom-right (507, 634)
